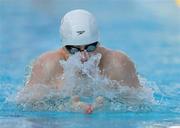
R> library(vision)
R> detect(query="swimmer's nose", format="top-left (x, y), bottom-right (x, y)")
top-left (80, 51), bottom-right (89, 63)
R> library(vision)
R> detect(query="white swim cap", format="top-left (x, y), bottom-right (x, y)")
top-left (60, 9), bottom-right (99, 46)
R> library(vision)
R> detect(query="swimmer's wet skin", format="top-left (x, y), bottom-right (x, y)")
top-left (17, 9), bottom-right (140, 114)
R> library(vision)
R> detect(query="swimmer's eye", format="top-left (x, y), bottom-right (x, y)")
top-left (69, 47), bottom-right (79, 54)
top-left (65, 41), bottom-right (99, 54)
top-left (86, 45), bottom-right (96, 52)
top-left (85, 42), bottom-right (98, 52)
top-left (65, 46), bottom-right (79, 54)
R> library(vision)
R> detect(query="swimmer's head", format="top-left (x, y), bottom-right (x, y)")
top-left (60, 9), bottom-right (99, 46)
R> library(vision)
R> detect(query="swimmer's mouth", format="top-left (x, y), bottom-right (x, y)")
top-left (76, 70), bottom-right (88, 78)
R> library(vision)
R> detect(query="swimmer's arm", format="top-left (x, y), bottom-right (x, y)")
top-left (27, 51), bottom-right (65, 88)
top-left (18, 52), bottom-right (63, 102)
top-left (16, 56), bottom-right (52, 103)
top-left (108, 52), bottom-right (140, 87)
top-left (26, 57), bottom-right (51, 86)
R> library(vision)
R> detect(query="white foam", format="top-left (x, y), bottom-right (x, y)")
top-left (14, 52), bottom-right (155, 112)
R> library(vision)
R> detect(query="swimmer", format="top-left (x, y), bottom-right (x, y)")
top-left (19, 9), bottom-right (140, 114)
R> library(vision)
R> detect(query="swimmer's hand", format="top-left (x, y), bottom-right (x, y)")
top-left (85, 104), bottom-right (93, 114)
top-left (85, 96), bottom-right (105, 114)
top-left (71, 96), bottom-right (93, 114)
top-left (71, 96), bottom-right (104, 114)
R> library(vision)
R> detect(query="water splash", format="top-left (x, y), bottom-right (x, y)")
top-left (59, 53), bottom-right (103, 98)
top-left (7, 52), bottom-right (171, 112)
top-left (59, 53), bottom-right (156, 112)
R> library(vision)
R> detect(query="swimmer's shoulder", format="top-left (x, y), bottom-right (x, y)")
top-left (98, 46), bottom-right (139, 87)
top-left (31, 48), bottom-right (66, 72)
top-left (26, 49), bottom-right (66, 86)
top-left (36, 48), bottom-right (66, 63)
top-left (97, 46), bottom-right (133, 64)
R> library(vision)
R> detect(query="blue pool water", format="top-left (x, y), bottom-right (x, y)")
top-left (0, 0), bottom-right (180, 127)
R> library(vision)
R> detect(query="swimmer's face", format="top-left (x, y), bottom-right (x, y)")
top-left (65, 42), bottom-right (99, 63)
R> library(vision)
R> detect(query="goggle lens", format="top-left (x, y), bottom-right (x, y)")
top-left (65, 42), bottom-right (98, 54)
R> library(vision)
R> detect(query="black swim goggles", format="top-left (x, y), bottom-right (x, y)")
top-left (65, 41), bottom-right (99, 54)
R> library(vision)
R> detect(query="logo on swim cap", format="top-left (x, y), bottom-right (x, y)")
top-left (77, 30), bottom-right (85, 35)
